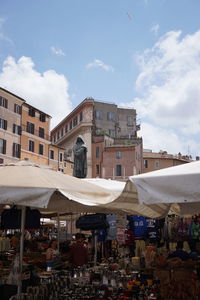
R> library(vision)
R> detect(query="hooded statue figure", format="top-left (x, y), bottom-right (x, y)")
top-left (73, 136), bottom-right (87, 178)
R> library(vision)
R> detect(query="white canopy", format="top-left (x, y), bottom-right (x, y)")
top-left (129, 161), bottom-right (200, 216)
top-left (84, 178), bottom-right (170, 218)
top-left (0, 161), bottom-right (170, 218)
top-left (0, 161), bottom-right (122, 213)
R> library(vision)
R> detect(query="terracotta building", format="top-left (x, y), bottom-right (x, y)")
top-left (51, 98), bottom-right (143, 180)
top-left (21, 102), bottom-right (52, 166)
top-left (142, 149), bottom-right (191, 173)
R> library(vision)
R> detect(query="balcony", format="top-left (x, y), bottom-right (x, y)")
top-left (21, 124), bottom-right (50, 141)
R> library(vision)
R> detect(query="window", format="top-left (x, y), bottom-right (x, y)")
top-left (39, 127), bottom-right (45, 138)
top-left (58, 168), bottom-right (64, 172)
top-left (57, 131), bottom-right (60, 140)
top-left (29, 140), bottom-right (34, 152)
top-left (96, 164), bottom-right (100, 175)
top-left (50, 150), bottom-right (54, 160)
top-left (96, 146), bottom-right (100, 158)
top-left (116, 151), bottom-right (122, 159)
top-left (0, 96), bottom-right (8, 108)
top-left (0, 118), bottom-right (7, 130)
top-left (96, 128), bottom-right (102, 135)
top-left (144, 159), bottom-right (148, 168)
top-left (27, 122), bottom-right (34, 134)
top-left (95, 110), bottom-right (103, 120)
top-left (12, 143), bottom-right (20, 158)
top-left (155, 160), bottom-right (160, 168)
top-left (0, 158), bottom-right (4, 164)
top-left (109, 129), bottom-right (115, 137)
top-left (39, 144), bottom-right (44, 155)
top-left (59, 152), bottom-right (63, 162)
top-left (107, 111), bottom-right (115, 121)
top-left (65, 124), bottom-right (68, 133)
top-left (79, 111), bottom-right (83, 122)
top-left (40, 113), bottom-right (46, 122)
top-left (29, 107), bottom-right (35, 117)
top-left (0, 138), bottom-right (6, 154)
top-left (73, 116), bottom-right (78, 127)
top-left (14, 104), bottom-right (21, 114)
top-left (127, 116), bottom-right (134, 126)
top-left (13, 124), bottom-right (21, 135)
top-left (70, 120), bottom-right (72, 130)
top-left (116, 164), bottom-right (122, 176)
top-left (61, 128), bottom-right (64, 137)
top-left (53, 135), bottom-right (56, 143)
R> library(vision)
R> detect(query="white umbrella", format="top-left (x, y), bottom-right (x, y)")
top-left (0, 160), bottom-right (121, 212)
top-left (84, 178), bottom-right (170, 218)
top-left (129, 160), bottom-right (200, 216)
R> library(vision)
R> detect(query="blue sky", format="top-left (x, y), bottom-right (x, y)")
top-left (1, 0), bottom-right (200, 158)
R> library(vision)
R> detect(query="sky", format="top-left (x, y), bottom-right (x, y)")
top-left (1, 0), bottom-right (200, 158)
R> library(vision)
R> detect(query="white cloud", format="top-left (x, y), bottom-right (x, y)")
top-left (122, 30), bottom-right (200, 158)
top-left (0, 56), bottom-right (72, 128)
top-left (0, 17), bottom-right (13, 45)
top-left (150, 24), bottom-right (160, 36)
top-left (50, 46), bottom-right (65, 56)
top-left (86, 59), bottom-right (114, 72)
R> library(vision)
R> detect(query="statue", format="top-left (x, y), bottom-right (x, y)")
top-left (73, 136), bottom-right (87, 178)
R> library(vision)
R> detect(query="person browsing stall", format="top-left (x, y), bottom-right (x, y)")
top-left (70, 233), bottom-right (88, 267)
top-left (46, 240), bottom-right (61, 268)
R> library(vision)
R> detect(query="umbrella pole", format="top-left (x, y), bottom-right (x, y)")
top-left (57, 213), bottom-right (60, 252)
top-left (17, 206), bottom-right (26, 299)
top-left (94, 231), bottom-right (97, 266)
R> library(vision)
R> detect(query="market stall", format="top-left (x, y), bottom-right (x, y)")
top-left (1, 160), bottom-right (200, 299)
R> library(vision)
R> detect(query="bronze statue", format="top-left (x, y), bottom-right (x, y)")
top-left (73, 136), bottom-right (87, 178)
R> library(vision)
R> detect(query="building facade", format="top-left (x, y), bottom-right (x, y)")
top-left (142, 150), bottom-right (191, 173)
top-left (51, 98), bottom-right (143, 180)
top-left (0, 88), bottom-right (24, 165)
top-left (0, 87), bottom-right (71, 173)
top-left (20, 102), bottom-right (52, 165)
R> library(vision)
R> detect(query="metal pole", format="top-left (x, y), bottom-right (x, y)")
top-left (17, 206), bottom-right (26, 299)
top-left (57, 213), bottom-right (60, 252)
top-left (94, 231), bottom-right (97, 266)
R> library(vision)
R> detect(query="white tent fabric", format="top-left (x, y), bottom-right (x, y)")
top-left (0, 161), bottom-right (171, 218)
top-left (129, 161), bottom-right (200, 216)
top-left (84, 178), bottom-right (170, 218)
top-left (0, 161), bottom-right (122, 213)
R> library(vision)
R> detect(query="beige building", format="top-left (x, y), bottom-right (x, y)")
top-left (0, 87), bottom-right (24, 164)
top-left (142, 149), bottom-right (191, 173)
top-left (51, 98), bottom-right (143, 179)
top-left (0, 87), bottom-right (71, 173)
top-left (48, 144), bottom-right (73, 174)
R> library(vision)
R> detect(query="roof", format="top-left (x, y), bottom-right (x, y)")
top-left (0, 87), bottom-right (26, 103)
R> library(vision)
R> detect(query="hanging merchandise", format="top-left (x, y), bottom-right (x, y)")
top-left (1, 207), bottom-right (21, 229)
top-left (128, 215), bottom-right (147, 239)
top-left (0, 207), bottom-right (41, 230)
top-left (116, 228), bottom-right (126, 245)
top-left (76, 213), bottom-right (109, 230)
top-left (146, 219), bottom-right (161, 244)
top-left (191, 217), bottom-right (200, 240)
top-left (106, 214), bottom-right (117, 240)
top-left (97, 229), bottom-right (107, 242)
